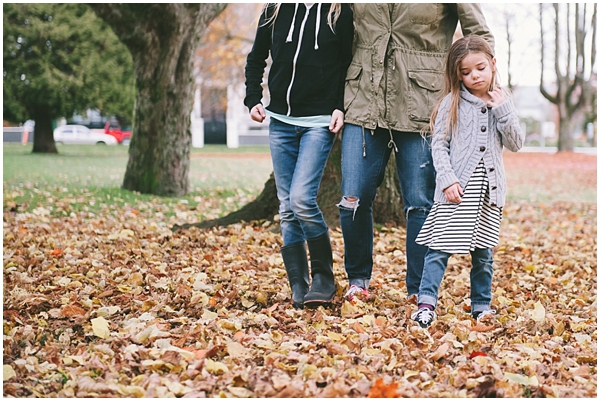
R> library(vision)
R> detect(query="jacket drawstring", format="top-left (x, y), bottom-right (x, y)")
top-left (314, 3), bottom-right (321, 50)
top-left (286, 3), bottom-right (299, 43)
top-left (387, 128), bottom-right (398, 152)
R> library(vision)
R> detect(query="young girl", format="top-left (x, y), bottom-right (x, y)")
top-left (411, 35), bottom-right (524, 328)
top-left (244, 4), bottom-right (353, 308)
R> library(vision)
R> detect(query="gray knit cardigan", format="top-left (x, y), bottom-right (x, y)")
top-left (431, 86), bottom-right (524, 207)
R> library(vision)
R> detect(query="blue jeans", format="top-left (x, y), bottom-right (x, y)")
top-left (338, 124), bottom-right (435, 293)
top-left (418, 248), bottom-right (494, 313)
top-left (269, 118), bottom-right (335, 246)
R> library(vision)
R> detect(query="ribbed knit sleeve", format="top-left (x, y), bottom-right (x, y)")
top-left (431, 96), bottom-right (460, 192)
top-left (492, 98), bottom-right (524, 152)
top-left (244, 6), bottom-right (273, 112)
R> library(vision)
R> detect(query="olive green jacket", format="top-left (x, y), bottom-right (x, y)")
top-left (344, 4), bottom-right (494, 133)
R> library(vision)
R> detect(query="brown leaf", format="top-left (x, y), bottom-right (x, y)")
top-left (59, 303), bottom-right (87, 318)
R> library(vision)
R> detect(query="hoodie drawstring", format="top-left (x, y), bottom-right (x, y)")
top-left (314, 3), bottom-right (322, 50)
top-left (286, 3), bottom-right (299, 43)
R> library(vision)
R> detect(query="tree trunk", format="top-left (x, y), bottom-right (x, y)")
top-left (32, 106), bottom-right (57, 154)
top-left (174, 139), bottom-right (406, 231)
top-left (557, 106), bottom-right (574, 152)
top-left (91, 4), bottom-right (227, 197)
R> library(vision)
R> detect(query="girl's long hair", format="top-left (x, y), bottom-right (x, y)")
top-left (261, 3), bottom-right (342, 32)
top-left (425, 35), bottom-right (501, 139)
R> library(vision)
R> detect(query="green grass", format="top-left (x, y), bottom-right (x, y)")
top-left (3, 143), bottom-right (273, 217)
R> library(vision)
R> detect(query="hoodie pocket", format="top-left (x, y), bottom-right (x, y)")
top-left (344, 63), bottom-right (363, 111)
top-left (407, 70), bottom-right (443, 122)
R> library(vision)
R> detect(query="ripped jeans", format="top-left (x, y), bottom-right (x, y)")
top-left (337, 124), bottom-right (435, 295)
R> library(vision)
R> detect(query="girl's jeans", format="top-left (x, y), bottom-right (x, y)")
top-left (269, 118), bottom-right (334, 246)
top-left (418, 247), bottom-right (494, 313)
top-left (338, 124), bottom-right (435, 293)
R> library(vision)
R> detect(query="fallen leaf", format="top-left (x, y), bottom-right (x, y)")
top-left (91, 317), bottom-right (111, 339)
top-left (3, 365), bottom-right (16, 381)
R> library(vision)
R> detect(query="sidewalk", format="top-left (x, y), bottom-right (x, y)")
top-left (519, 146), bottom-right (597, 155)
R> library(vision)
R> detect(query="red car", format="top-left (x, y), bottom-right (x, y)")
top-left (104, 121), bottom-right (132, 145)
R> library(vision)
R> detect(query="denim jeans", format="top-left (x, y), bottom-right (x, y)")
top-left (269, 118), bottom-right (334, 246)
top-left (338, 124), bottom-right (435, 293)
top-left (418, 247), bottom-right (494, 313)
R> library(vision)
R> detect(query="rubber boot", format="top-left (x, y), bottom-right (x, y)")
top-left (281, 242), bottom-right (310, 309)
top-left (303, 232), bottom-right (336, 308)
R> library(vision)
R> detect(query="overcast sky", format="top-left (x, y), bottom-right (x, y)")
top-left (482, 3), bottom-right (597, 88)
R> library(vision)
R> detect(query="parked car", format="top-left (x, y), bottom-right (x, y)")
top-left (104, 121), bottom-right (132, 145)
top-left (54, 125), bottom-right (118, 145)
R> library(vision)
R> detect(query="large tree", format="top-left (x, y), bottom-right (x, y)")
top-left (3, 3), bottom-right (134, 153)
top-left (539, 3), bottom-right (597, 151)
top-left (91, 4), bottom-right (227, 197)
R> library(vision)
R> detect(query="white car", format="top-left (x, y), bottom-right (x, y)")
top-left (53, 125), bottom-right (118, 145)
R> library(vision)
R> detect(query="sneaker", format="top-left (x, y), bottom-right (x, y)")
top-left (411, 307), bottom-right (437, 328)
top-left (344, 285), bottom-right (370, 302)
top-left (473, 309), bottom-right (497, 324)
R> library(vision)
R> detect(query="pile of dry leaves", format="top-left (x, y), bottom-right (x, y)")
top-left (3, 152), bottom-right (597, 397)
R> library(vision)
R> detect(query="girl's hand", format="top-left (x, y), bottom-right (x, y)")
top-left (444, 182), bottom-right (463, 203)
top-left (329, 109), bottom-right (345, 134)
top-left (250, 103), bottom-right (266, 123)
top-left (487, 88), bottom-right (505, 108)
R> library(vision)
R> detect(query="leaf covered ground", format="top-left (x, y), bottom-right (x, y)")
top-left (3, 151), bottom-right (597, 397)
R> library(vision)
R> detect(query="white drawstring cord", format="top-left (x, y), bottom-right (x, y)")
top-left (286, 3), bottom-right (299, 43)
top-left (314, 3), bottom-right (321, 50)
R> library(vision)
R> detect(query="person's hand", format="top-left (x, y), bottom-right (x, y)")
top-left (487, 88), bottom-right (505, 108)
top-left (329, 109), bottom-right (345, 134)
top-left (250, 103), bottom-right (266, 123)
top-left (443, 182), bottom-right (463, 203)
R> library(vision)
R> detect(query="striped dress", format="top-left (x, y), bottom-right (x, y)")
top-left (416, 159), bottom-right (502, 254)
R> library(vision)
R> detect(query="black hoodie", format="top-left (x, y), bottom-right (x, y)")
top-left (244, 3), bottom-right (354, 117)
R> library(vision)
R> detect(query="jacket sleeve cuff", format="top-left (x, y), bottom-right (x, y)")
top-left (244, 96), bottom-right (262, 112)
top-left (437, 172), bottom-right (459, 191)
top-left (492, 99), bottom-right (515, 120)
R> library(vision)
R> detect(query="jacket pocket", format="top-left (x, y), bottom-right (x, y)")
top-left (409, 4), bottom-right (441, 25)
top-left (344, 63), bottom-right (363, 111)
top-left (407, 70), bottom-right (443, 123)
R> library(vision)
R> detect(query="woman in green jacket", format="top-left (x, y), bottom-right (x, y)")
top-left (338, 4), bottom-right (494, 302)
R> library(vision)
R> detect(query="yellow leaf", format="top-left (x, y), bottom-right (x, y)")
top-left (404, 369), bottom-right (420, 378)
top-left (505, 372), bottom-right (538, 386)
top-left (205, 359), bottom-right (228, 375)
top-left (202, 310), bottom-right (218, 320)
top-left (340, 301), bottom-right (361, 318)
top-left (531, 301), bottom-right (545, 322)
top-left (91, 316), bottom-right (111, 339)
top-left (327, 332), bottom-right (344, 341)
top-left (129, 272), bottom-right (144, 286)
top-left (3, 365), bottom-right (16, 381)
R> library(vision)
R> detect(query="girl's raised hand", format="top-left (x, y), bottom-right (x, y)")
top-left (250, 103), bottom-right (266, 123)
top-left (329, 109), bottom-right (345, 134)
top-left (443, 182), bottom-right (463, 204)
top-left (487, 88), bottom-right (505, 108)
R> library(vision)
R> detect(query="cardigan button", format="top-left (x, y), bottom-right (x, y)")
top-left (481, 126), bottom-right (487, 132)
top-left (489, 167), bottom-right (495, 172)
top-left (481, 107), bottom-right (487, 113)
top-left (480, 146), bottom-right (486, 152)
top-left (491, 186), bottom-right (497, 190)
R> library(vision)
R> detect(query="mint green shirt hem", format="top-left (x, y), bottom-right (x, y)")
top-left (266, 110), bottom-right (331, 128)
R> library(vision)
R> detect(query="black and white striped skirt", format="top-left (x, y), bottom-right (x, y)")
top-left (416, 160), bottom-right (502, 254)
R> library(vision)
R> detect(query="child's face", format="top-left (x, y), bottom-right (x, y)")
top-left (459, 52), bottom-right (496, 98)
